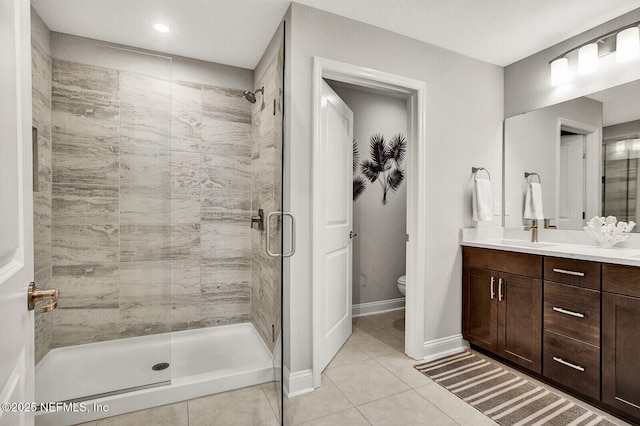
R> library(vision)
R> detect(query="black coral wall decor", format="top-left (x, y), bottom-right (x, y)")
top-left (361, 133), bottom-right (406, 205)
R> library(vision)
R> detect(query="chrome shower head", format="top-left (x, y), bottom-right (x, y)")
top-left (243, 91), bottom-right (257, 104)
top-left (242, 86), bottom-right (264, 104)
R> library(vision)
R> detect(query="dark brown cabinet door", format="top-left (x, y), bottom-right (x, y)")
top-left (498, 272), bottom-right (542, 373)
top-left (602, 292), bottom-right (640, 419)
top-left (463, 266), bottom-right (497, 352)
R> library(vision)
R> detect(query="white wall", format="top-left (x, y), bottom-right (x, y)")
top-left (505, 7), bottom-right (640, 117)
top-left (330, 83), bottom-right (407, 305)
top-left (285, 3), bottom-right (503, 375)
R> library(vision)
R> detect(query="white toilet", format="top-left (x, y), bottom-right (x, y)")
top-left (397, 275), bottom-right (406, 296)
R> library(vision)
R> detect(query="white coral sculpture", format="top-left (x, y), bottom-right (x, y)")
top-left (583, 216), bottom-right (636, 248)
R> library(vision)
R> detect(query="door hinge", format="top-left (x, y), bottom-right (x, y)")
top-left (406, 234), bottom-right (409, 242)
top-left (272, 324), bottom-right (275, 342)
top-left (583, 212), bottom-right (586, 220)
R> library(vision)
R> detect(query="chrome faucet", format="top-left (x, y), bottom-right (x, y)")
top-left (524, 219), bottom-right (538, 242)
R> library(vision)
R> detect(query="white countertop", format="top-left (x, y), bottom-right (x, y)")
top-left (461, 227), bottom-right (640, 267)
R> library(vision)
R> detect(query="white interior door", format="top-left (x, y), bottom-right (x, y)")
top-left (318, 81), bottom-right (353, 372)
top-left (558, 134), bottom-right (585, 230)
top-left (0, 0), bottom-right (35, 425)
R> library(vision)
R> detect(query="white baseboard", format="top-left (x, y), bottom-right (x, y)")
top-left (283, 367), bottom-right (314, 397)
top-left (422, 334), bottom-right (469, 362)
top-left (352, 298), bottom-right (405, 317)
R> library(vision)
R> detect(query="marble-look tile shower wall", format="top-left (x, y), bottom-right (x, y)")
top-left (48, 54), bottom-right (253, 349)
top-left (32, 36), bottom-right (53, 364)
top-left (250, 46), bottom-right (283, 351)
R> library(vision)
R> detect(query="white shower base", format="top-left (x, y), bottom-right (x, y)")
top-left (35, 323), bottom-right (274, 426)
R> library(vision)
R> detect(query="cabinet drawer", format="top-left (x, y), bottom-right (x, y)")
top-left (544, 257), bottom-right (601, 290)
top-left (543, 331), bottom-right (600, 401)
top-left (463, 247), bottom-right (542, 278)
top-left (543, 281), bottom-right (600, 346)
top-left (603, 263), bottom-right (640, 298)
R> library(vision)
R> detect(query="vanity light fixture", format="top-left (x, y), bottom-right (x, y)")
top-left (633, 139), bottom-right (640, 151)
top-left (550, 21), bottom-right (640, 86)
top-left (616, 140), bottom-right (627, 153)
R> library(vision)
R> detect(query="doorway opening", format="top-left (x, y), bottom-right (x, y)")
top-left (555, 118), bottom-right (600, 229)
top-left (311, 58), bottom-right (428, 388)
top-left (326, 79), bottom-right (409, 350)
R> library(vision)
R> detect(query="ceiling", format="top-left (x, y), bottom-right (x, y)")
top-left (32, 0), bottom-right (640, 69)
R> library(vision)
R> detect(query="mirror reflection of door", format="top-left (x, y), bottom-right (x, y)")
top-left (558, 133), bottom-right (585, 230)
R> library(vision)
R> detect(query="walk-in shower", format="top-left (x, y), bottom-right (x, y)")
top-left (30, 8), bottom-right (285, 425)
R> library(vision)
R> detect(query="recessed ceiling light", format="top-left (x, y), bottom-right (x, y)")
top-left (153, 22), bottom-right (170, 33)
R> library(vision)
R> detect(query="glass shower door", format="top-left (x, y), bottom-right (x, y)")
top-left (33, 33), bottom-right (173, 403)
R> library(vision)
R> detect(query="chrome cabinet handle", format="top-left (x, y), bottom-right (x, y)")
top-left (498, 278), bottom-right (503, 302)
top-left (266, 211), bottom-right (296, 258)
top-left (490, 277), bottom-right (495, 300)
top-left (552, 306), bottom-right (585, 318)
top-left (552, 268), bottom-right (585, 277)
top-left (27, 282), bottom-right (59, 312)
top-left (553, 356), bottom-right (585, 372)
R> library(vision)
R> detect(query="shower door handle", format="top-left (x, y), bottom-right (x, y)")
top-left (266, 211), bottom-right (296, 257)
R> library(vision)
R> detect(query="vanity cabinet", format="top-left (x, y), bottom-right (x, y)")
top-left (463, 247), bottom-right (543, 373)
top-left (602, 264), bottom-right (640, 420)
top-left (542, 257), bottom-right (601, 401)
top-left (462, 246), bottom-right (640, 423)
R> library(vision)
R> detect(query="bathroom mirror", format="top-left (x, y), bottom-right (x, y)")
top-left (504, 78), bottom-right (640, 231)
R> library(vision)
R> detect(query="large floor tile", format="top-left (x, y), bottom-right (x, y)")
top-left (375, 351), bottom-right (432, 388)
top-left (327, 340), bottom-right (370, 369)
top-left (362, 310), bottom-right (405, 330)
top-left (298, 408), bottom-right (370, 426)
top-left (282, 374), bottom-right (352, 425)
top-left (415, 381), bottom-right (498, 426)
top-left (188, 385), bottom-right (278, 426)
top-left (95, 402), bottom-right (187, 426)
top-left (325, 358), bottom-right (409, 406)
top-left (348, 326), bottom-right (403, 357)
top-left (357, 389), bottom-right (457, 426)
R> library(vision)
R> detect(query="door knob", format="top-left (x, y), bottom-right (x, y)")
top-left (349, 231), bottom-right (358, 239)
top-left (27, 282), bottom-right (59, 312)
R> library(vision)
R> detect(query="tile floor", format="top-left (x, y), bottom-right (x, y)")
top-left (75, 310), bottom-right (630, 426)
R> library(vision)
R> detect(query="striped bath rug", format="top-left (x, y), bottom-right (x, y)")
top-left (415, 352), bottom-right (618, 426)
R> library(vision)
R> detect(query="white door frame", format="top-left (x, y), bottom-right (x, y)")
top-left (312, 57), bottom-right (427, 387)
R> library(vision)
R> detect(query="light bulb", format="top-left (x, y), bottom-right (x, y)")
top-left (616, 140), bottom-right (627, 152)
top-left (578, 43), bottom-right (598, 74)
top-left (550, 57), bottom-right (570, 86)
top-left (616, 27), bottom-right (639, 62)
top-left (153, 22), bottom-right (170, 33)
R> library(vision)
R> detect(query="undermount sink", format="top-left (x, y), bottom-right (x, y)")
top-left (494, 239), bottom-right (556, 248)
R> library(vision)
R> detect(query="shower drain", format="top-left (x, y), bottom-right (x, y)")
top-left (152, 363), bottom-right (170, 371)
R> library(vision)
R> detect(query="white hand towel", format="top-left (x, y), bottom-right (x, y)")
top-left (472, 178), bottom-right (492, 222)
top-left (524, 182), bottom-right (544, 220)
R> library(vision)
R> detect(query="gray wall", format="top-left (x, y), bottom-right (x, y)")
top-left (330, 84), bottom-right (407, 305)
top-left (505, 7), bottom-right (640, 117)
top-left (284, 3), bottom-right (504, 374)
top-left (603, 119), bottom-right (640, 140)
